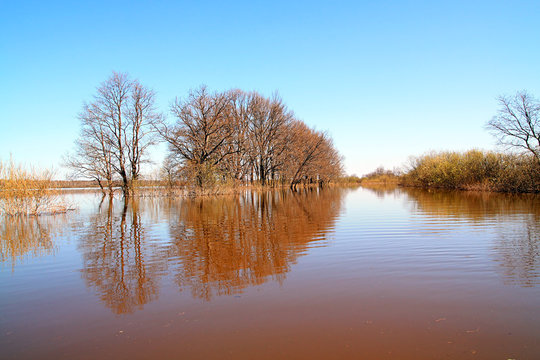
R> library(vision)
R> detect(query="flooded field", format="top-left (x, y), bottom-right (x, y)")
top-left (1, 186), bottom-right (539, 359)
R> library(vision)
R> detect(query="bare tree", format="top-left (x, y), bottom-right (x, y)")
top-left (284, 121), bottom-right (343, 189)
top-left (126, 80), bottom-right (161, 186)
top-left (96, 72), bottom-right (131, 195)
top-left (157, 86), bottom-right (344, 190)
top-left (160, 153), bottom-right (180, 188)
top-left (63, 138), bottom-right (114, 195)
top-left (247, 93), bottom-right (293, 186)
top-left (487, 91), bottom-right (540, 163)
top-left (67, 72), bottom-right (159, 196)
top-left (64, 102), bottom-right (115, 195)
top-left (157, 86), bottom-right (237, 187)
top-left (217, 89), bottom-right (251, 182)
top-left (307, 132), bottom-right (344, 186)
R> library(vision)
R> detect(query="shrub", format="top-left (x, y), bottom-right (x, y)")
top-left (402, 150), bottom-right (539, 193)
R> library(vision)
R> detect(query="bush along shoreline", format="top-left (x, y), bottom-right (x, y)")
top-left (362, 150), bottom-right (540, 194)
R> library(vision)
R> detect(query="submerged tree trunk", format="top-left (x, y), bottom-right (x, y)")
top-left (96, 178), bottom-right (105, 195)
top-left (107, 177), bottom-right (114, 197)
top-left (259, 163), bottom-right (266, 186)
top-left (119, 169), bottom-right (129, 197)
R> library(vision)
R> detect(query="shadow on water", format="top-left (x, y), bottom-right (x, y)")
top-left (77, 188), bottom-right (347, 312)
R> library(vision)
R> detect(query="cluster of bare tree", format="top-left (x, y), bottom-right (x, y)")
top-left (65, 71), bottom-right (540, 196)
top-left (158, 86), bottom-right (343, 189)
top-left (66, 73), bottom-right (343, 195)
top-left (65, 72), bottom-right (160, 196)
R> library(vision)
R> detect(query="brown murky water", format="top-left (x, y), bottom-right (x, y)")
top-left (1, 187), bottom-right (539, 359)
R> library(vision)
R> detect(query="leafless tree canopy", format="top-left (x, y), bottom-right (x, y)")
top-left (487, 91), bottom-right (540, 163)
top-left (157, 87), bottom-right (344, 189)
top-left (156, 86), bottom-right (235, 186)
top-left (65, 72), bottom-right (160, 195)
top-left (67, 74), bottom-right (343, 192)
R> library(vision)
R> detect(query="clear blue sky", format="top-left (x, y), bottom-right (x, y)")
top-left (1, 0), bottom-right (539, 177)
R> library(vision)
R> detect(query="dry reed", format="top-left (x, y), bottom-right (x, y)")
top-left (0, 159), bottom-right (68, 216)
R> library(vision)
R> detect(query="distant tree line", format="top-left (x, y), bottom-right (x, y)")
top-left (65, 72), bottom-right (344, 196)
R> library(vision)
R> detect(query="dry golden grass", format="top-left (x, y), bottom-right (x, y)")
top-left (0, 159), bottom-right (68, 216)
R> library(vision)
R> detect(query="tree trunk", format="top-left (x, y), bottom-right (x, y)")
top-left (259, 163), bottom-right (266, 186)
top-left (107, 178), bottom-right (114, 197)
top-left (96, 178), bottom-right (105, 195)
top-left (120, 169), bottom-right (129, 197)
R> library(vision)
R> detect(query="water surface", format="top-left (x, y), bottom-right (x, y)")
top-left (1, 187), bottom-right (539, 359)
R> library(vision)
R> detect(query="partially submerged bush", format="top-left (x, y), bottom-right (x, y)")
top-left (0, 159), bottom-right (67, 216)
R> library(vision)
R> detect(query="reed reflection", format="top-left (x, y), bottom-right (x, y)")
top-left (167, 188), bottom-right (346, 301)
top-left (79, 197), bottom-right (168, 314)
top-left (401, 188), bottom-right (540, 287)
top-left (0, 215), bottom-right (65, 268)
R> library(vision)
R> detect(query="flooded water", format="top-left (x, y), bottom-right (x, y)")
top-left (1, 186), bottom-right (539, 359)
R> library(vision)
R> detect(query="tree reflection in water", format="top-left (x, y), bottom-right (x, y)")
top-left (79, 197), bottom-right (168, 314)
top-left (78, 188), bottom-right (346, 312)
top-left (399, 188), bottom-right (540, 287)
top-left (493, 215), bottom-right (540, 287)
top-left (167, 188), bottom-right (346, 300)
